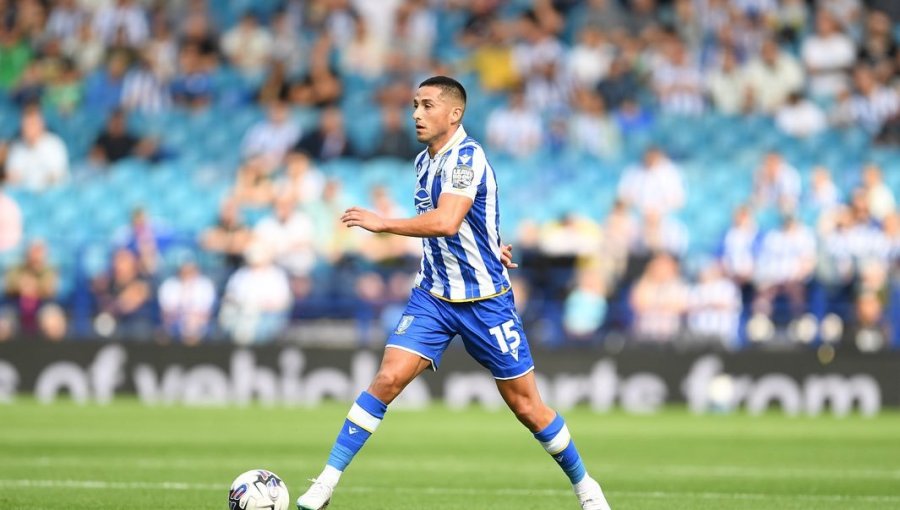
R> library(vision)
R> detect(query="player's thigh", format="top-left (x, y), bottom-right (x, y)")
top-left (385, 287), bottom-right (456, 371)
top-left (458, 291), bottom-right (535, 380)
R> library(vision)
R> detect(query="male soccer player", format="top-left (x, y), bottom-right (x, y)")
top-left (296, 76), bottom-right (611, 510)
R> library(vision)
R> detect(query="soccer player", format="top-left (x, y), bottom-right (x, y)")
top-left (296, 76), bottom-right (611, 510)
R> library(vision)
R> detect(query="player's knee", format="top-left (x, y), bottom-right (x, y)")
top-left (369, 370), bottom-right (408, 403)
top-left (508, 397), bottom-right (539, 426)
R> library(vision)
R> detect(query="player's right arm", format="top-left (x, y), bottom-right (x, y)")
top-left (341, 192), bottom-right (473, 238)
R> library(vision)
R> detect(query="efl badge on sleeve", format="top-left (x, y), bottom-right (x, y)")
top-left (451, 164), bottom-right (475, 189)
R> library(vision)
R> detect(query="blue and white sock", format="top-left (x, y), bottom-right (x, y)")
top-left (534, 413), bottom-right (587, 485)
top-left (319, 391), bottom-right (388, 486)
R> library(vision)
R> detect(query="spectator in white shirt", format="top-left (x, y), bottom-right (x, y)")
top-left (618, 147), bottom-right (686, 216)
top-left (861, 164), bottom-right (896, 222)
top-left (630, 253), bottom-right (689, 342)
top-left (241, 100), bottom-right (301, 170)
top-left (6, 105), bottom-right (69, 191)
top-left (753, 216), bottom-right (816, 317)
top-left (801, 11), bottom-right (856, 98)
top-left (633, 210), bottom-right (689, 257)
top-left (752, 151), bottom-right (801, 214)
top-left (219, 243), bottom-right (292, 345)
top-left (568, 90), bottom-right (621, 160)
top-left (568, 25), bottom-right (615, 90)
top-left (45, 0), bottom-right (87, 43)
top-left (486, 88), bottom-right (543, 158)
top-left (742, 38), bottom-right (804, 113)
top-left (775, 92), bottom-right (827, 138)
top-left (253, 192), bottom-right (318, 280)
top-left (279, 151), bottom-right (326, 206)
top-left (707, 48), bottom-right (748, 115)
top-left (158, 261), bottom-right (216, 344)
top-left (221, 12), bottom-right (274, 78)
top-left (92, 0), bottom-right (150, 46)
top-left (688, 261), bottom-right (742, 348)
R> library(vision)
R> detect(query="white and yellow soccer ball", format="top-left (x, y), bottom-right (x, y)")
top-left (228, 469), bottom-right (290, 510)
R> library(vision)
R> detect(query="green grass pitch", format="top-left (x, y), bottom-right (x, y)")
top-left (1, 400), bottom-right (899, 509)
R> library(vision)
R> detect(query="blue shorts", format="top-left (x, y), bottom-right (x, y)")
top-left (386, 287), bottom-right (535, 380)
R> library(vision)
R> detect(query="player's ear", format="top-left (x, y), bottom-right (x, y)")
top-left (450, 105), bottom-right (463, 124)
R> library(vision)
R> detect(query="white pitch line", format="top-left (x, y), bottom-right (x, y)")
top-left (11, 456), bottom-right (900, 480)
top-left (1, 479), bottom-right (898, 504)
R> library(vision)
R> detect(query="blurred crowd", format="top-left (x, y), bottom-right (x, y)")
top-left (0, 0), bottom-right (899, 350)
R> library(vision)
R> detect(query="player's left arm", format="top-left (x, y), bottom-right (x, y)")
top-left (341, 193), bottom-right (473, 238)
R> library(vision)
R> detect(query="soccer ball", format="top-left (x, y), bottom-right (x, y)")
top-left (228, 469), bottom-right (290, 510)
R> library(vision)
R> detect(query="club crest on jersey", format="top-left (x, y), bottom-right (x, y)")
top-left (414, 187), bottom-right (433, 214)
top-left (395, 315), bottom-right (415, 334)
top-left (451, 164), bottom-right (474, 189)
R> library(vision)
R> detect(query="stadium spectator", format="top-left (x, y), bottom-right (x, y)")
top-left (358, 185), bottom-right (419, 269)
top-left (293, 106), bottom-right (356, 161)
top-left (1, 240), bottom-right (65, 340)
top-left (707, 48), bottom-right (749, 115)
top-left (467, 18), bottom-right (519, 93)
top-left (231, 156), bottom-right (276, 208)
top-left (42, 57), bottom-right (82, 114)
top-left (753, 216), bottom-right (817, 318)
top-left (116, 207), bottom-right (174, 276)
top-left (486, 88), bottom-right (543, 157)
top-left (721, 206), bottom-right (759, 292)
top-left (742, 38), bottom-right (804, 113)
top-left (44, 0), bottom-right (88, 44)
top-left (568, 90), bottom-right (621, 160)
top-left (0, 180), bottom-right (22, 253)
top-left (861, 164), bottom-right (896, 222)
top-left (0, 25), bottom-right (32, 90)
top-left (144, 13), bottom-right (178, 83)
top-left (801, 10), bottom-right (856, 98)
top-left (775, 92), bottom-right (827, 138)
top-left (578, 0), bottom-right (630, 34)
top-left (158, 260), bottom-right (216, 344)
top-left (120, 51), bottom-right (173, 114)
top-left (630, 253), bottom-right (689, 342)
top-left (200, 198), bottom-right (253, 274)
top-left (603, 199), bottom-right (639, 285)
top-left (537, 212), bottom-right (604, 259)
top-left (752, 152), bottom-right (801, 214)
top-left (306, 179), bottom-right (362, 264)
top-left (633, 211), bottom-right (689, 258)
top-left (5, 104), bottom-right (69, 191)
top-left (614, 98), bottom-right (655, 136)
top-left (617, 147), bottom-right (685, 216)
top-left (279, 151), bottom-right (327, 206)
top-left (270, 9), bottom-right (305, 76)
top-left (91, 248), bottom-right (154, 338)
top-left (241, 100), bottom-right (301, 169)
top-left (63, 20), bottom-right (104, 74)
top-left (90, 108), bottom-right (159, 165)
top-left (341, 18), bottom-right (387, 79)
top-left (392, 0), bottom-right (437, 70)
top-left (220, 11), bottom-right (273, 78)
top-left (563, 268), bottom-right (608, 340)
top-left (806, 166), bottom-right (842, 214)
top-left (596, 56), bottom-right (639, 110)
top-left (835, 65), bottom-right (900, 135)
top-left (688, 261), bottom-right (742, 348)
top-left (170, 44), bottom-right (214, 109)
top-left (568, 25), bottom-right (615, 91)
top-left (83, 50), bottom-right (129, 114)
top-left (218, 243), bottom-right (292, 344)
top-left (858, 11), bottom-right (897, 71)
top-left (253, 192), bottom-right (318, 281)
top-left (652, 38), bottom-right (705, 116)
top-left (93, 0), bottom-right (149, 47)
top-left (375, 105), bottom-right (419, 160)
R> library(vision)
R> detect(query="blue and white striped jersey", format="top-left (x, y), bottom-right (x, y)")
top-left (412, 126), bottom-right (510, 302)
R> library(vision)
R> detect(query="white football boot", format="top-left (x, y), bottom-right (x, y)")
top-left (574, 476), bottom-right (611, 510)
top-left (296, 479), bottom-right (333, 510)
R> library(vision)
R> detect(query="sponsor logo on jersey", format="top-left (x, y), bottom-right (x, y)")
top-left (451, 164), bottom-right (474, 189)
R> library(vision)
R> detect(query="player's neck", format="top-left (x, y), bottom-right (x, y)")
top-left (427, 124), bottom-right (461, 158)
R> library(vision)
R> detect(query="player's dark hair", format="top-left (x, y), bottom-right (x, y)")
top-left (418, 76), bottom-right (467, 106)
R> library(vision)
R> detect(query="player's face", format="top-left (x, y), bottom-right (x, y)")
top-left (412, 86), bottom-right (455, 146)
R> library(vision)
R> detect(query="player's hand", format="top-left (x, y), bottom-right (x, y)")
top-left (500, 243), bottom-right (518, 269)
top-left (341, 206), bottom-right (386, 233)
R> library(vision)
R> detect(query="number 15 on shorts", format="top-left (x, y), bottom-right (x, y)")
top-left (489, 320), bottom-right (521, 361)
